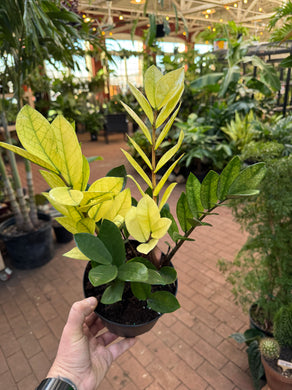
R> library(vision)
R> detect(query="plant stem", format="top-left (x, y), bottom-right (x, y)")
top-left (25, 160), bottom-right (39, 227)
top-left (163, 201), bottom-right (224, 266)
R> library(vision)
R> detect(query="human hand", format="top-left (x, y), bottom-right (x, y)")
top-left (47, 297), bottom-right (136, 390)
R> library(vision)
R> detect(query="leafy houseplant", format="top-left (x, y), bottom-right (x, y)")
top-left (0, 66), bottom-right (266, 336)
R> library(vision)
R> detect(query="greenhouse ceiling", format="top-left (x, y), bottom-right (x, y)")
top-left (77, 0), bottom-right (282, 39)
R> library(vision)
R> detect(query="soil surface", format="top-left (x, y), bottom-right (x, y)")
top-left (1, 219), bottom-right (48, 237)
top-left (83, 262), bottom-right (177, 325)
top-left (250, 304), bottom-right (274, 335)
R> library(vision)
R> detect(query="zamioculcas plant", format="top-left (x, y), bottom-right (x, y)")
top-left (0, 66), bottom-right (266, 324)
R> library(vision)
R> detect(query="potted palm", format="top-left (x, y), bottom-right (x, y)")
top-left (0, 66), bottom-right (266, 336)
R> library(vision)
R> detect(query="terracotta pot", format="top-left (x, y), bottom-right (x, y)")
top-left (261, 356), bottom-right (292, 390)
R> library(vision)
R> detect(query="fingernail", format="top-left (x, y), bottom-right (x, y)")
top-left (86, 296), bottom-right (97, 307)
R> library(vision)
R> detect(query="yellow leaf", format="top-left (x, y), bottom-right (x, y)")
top-left (153, 155), bottom-right (183, 196)
top-left (80, 155), bottom-right (90, 191)
top-left (137, 239), bottom-right (159, 255)
top-left (40, 170), bottom-right (66, 188)
top-left (127, 175), bottom-right (146, 197)
top-left (63, 247), bottom-right (90, 261)
top-left (103, 189), bottom-right (132, 221)
top-left (42, 192), bottom-right (69, 216)
top-left (159, 183), bottom-right (177, 211)
top-left (49, 187), bottom-right (83, 206)
top-left (156, 87), bottom-right (183, 129)
top-left (120, 102), bottom-right (152, 144)
top-left (0, 142), bottom-right (58, 173)
top-left (155, 68), bottom-right (185, 109)
top-left (80, 192), bottom-right (113, 209)
top-left (127, 135), bottom-right (152, 170)
top-left (51, 115), bottom-right (84, 189)
top-left (155, 104), bottom-right (181, 150)
top-left (88, 200), bottom-right (112, 222)
top-left (15, 106), bottom-right (60, 171)
top-left (155, 130), bottom-right (184, 173)
top-left (76, 218), bottom-right (96, 234)
top-left (125, 206), bottom-right (150, 242)
top-left (89, 177), bottom-right (124, 194)
top-left (129, 82), bottom-right (154, 124)
top-left (144, 66), bottom-right (163, 108)
top-left (121, 149), bottom-right (153, 189)
top-left (55, 216), bottom-right (79, 234)
top-left (151, 217), bottom-right (171, 239)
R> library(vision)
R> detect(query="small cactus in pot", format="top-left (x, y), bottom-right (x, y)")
top-left (259, 338), bottom-right (280, 361)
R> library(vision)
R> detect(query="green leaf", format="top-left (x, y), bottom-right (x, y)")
top-left (219, 66), bottom-right (241, 97)
top-left (144, 65), bottom-right (163, 108)
top-left (147, 291), bottom-right (180, 313)
top-left (186, 173), bottom-right (204, 218)
top-left (127, 257), bottom-right (156, 269)
top-left (200, 171), bottom-right (219, 210)
top-left (159, 266), bottom-right (177, 284)
top-left (106, 164), bottom-right (127, 180)
top-left (160, 206), bottom-right (179, 242)
top-left (128, 82), bottom-right (154, 124)
top-left (280, 55), bottom-right (292, 68)
top-left (190, 73), bottom-right (223, 90)
top-left (172, 232), bottom-right (195, 242)
top-left (146, 269), bottom-right (164, 284)
top-left (89, 264), bottom-right (118, 287)
top-left (217, 156), bottom-right (241, 201)
top-left (101, 280), bottom-right (125, 304)
top-left (98, 220), bottom-right (125, 266)
top-left (228, 163), bottom-right (266, 197)
top-left (176, 192), bottom-right (193, 232)
top-left (118, 262), bottom-right (148, 282)
top-left (74, 233), bottom-right (112, 264)
top-left (131, 282), bottom-right (151, 300)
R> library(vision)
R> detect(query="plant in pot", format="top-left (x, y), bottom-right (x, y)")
top-left (259, 303), bottom-right (292, 390)
top-left (0, 0), bottom-right (106, 269)
top-left (218, 124), bottom-right (292, 335)
top-left (0, 66), bottom-right (266, 337)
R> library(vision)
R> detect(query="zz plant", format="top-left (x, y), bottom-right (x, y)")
top-left (0, 66), bottom-right (266, 315)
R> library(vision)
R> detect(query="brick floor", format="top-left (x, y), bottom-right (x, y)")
top-left (0, 132), bottom-right (253, 390)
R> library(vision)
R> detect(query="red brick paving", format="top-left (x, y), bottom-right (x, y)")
top-left (0, 132), bottom-right (253, 389)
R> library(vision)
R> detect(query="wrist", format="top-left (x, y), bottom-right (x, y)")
top-left (36, 377), bottom-right (77, 390)
top-left (47, 365), bottom-right (79, 390)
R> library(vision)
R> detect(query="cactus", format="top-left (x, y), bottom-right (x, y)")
top-left (259, 338), bottom-right (280, 360)
top-left (273, 303), bottom-right (292, 347)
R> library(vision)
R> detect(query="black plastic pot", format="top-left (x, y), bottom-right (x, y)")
top-left (83, 261), bottom-right (177, 338)
top-left (53, 222), bottom-right (73, 243)
top-left (249, 304), bottom-right (274, 337)
top-left (0, 213), bottom-right (54, 269)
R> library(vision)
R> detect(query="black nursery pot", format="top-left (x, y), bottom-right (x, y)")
top-left (83, 261), bottom-right (177, 338)
top-left (53, 222), bottom-right (73, 243)
top-left (0, 212), bottom-right (54, 269)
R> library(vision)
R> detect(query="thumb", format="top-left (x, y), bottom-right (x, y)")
top-left (65, 297), bottom-right (97, 339)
